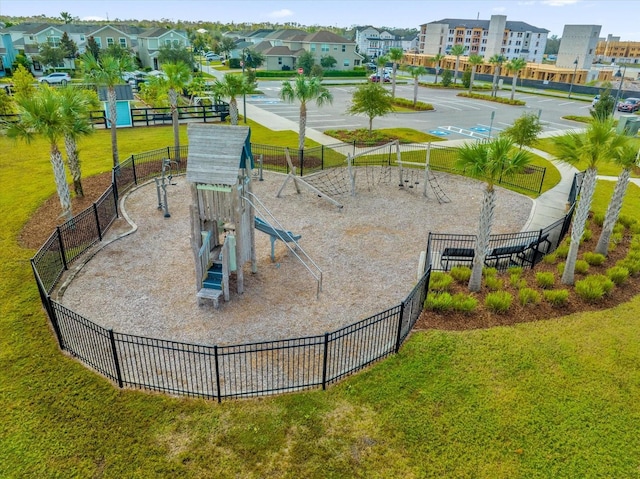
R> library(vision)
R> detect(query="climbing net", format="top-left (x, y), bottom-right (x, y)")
top-left (304, 164), bottom-right (353, 197)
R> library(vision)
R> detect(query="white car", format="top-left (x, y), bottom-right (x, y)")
top-left (38, 72), bottom-right (71, 85)
top-left (591, 95), bottom-right (600, 107)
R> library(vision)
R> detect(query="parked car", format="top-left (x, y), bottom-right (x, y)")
top-left (38, 72), bottom-right (71, 85)
top-left (617, 98), bottom-right (640, 113)
top-left (591, 95), bottom-right (600, 107)
top-left (365, 62), bottom-right (377, 71)
top-left (205, 53), bottom-right (221, 61)
top-left (368, 74), bottom-right (390, 83)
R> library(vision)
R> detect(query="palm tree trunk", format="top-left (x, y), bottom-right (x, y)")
top-left (392, 64), bottom-right (397, 98)
top-left (510, 74), bottom-right (518, 101)
top-left (469, 68), bottom-right (475, 94)
top-left (229, 98), bottom-right (239, 125)
top-left (413, 78), bottom-right (418, 107)
top-left (298, 102), bottom-right (307, 151)
top-left (454, 59), bottom-right (459, 84)
top-left (50, 143), bottom-right (72, 220)
top-left (64, 133), bottom-right (83, 197)
top-left (469, 187), bottom-right (496, 292)
top-left (595, 168), bottom-right (631, 255)
top-left (562, 167), bottom-right (597, 285)
top-left (491, 70), bottom-right (498, 97)
top-left (108, 87), bottom-right (119, 168)
top-left (169, 88), bottom-right (180, 161)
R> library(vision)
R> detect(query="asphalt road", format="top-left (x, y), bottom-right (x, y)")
top-left (246, 78), bottom-right (601, 141)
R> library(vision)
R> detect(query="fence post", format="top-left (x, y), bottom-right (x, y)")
top-left (132, 156), bottom-right (138, 186)
top-left (322, 332), bottom-right (329, 390)
top-left (538, 168), bottom-right (546, 195)
top-left (321, 145), bottom-right (324, 170)
top-left (108, 329), bottom-right (123, 388)
top-left (395, 301), bottom-right (406, 353)
top-left (56, 226), bottom-right (68, 271)
top-left (45, 294), bottom-right (65, 350)
top-left (299, 148), bottom-right (304, 177)
top-left (214, 345), bottom-right (222, 403)
top-left (531, 229), bottom-right (544, 269)
top-left (93, 203), bottom-right (103, 242)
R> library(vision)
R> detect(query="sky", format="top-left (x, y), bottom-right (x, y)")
top-left (1, 0), bottom-right (639, 41)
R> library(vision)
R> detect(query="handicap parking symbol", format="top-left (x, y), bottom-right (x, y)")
top-left (429, 130), bottom-right (450, 136)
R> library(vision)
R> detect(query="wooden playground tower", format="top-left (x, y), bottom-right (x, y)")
top-left (186, 123), bottom-right (257, 306)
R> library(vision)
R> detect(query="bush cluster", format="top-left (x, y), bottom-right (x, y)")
top-left (456, 92), bottom-right (526, 106)
top-left (391, 97), bottom-right (434, 111)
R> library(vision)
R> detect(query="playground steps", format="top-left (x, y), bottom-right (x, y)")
top-left (203, 263), bottom-right (223, 290)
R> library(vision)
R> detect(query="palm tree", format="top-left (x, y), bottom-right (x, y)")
top-left (450, 44), bottom-right (466, 84)
top-left (407, 65), bottom-right (427, 107)
top-left (432, 53), bottom-right (444, 84)
top-left (489, 54), bottom-right (506, 98)
top-left (505, 58), bottom-right (527, 101)
top-left (595, 144), bottom-right (637, 256)
top-left (467, 54), bottom-right (484, 94)
top-left (7, 86), bottom-right (72, 220)
top-left (212, 73), bottom-right (251, 125)
top-left (456, 137), bottom-right (531, 292)
top-left (280, 75), bottom-right (333, 151)
top-left (375, 55), bottom-right (389, 83)
top-left (388, 47), bottom-right (404, 98)
top-left (58, 87), bottom-right (98, 197)
top-left (552, 117), bottom-right (628, 285)
top-left (81, 52), bottom-right (133, 168)
top-left (162, 61), bottom-right (192, 160)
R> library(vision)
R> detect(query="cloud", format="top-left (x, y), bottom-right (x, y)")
top-left (492, 6), bottom-right (507, 12)
top-left (268, 9), bottom-right (294, 19)
top-left (541, 0), bottom-right (580, 6)
top-left (81, 15), bottom-right (107, 21)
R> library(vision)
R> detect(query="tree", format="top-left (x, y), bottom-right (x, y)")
top-left (212, 73), bottom-right (251, 125)
top-left (59, 87), bottom-right (98, 197)
top-left (37, 41), bottom-right (66, 71)
top-left (500, 113), bottom-right (543, 150)
top-left (297, 51), bottom-right (316, 76)
top-left (456, 137), bottom-right (532, 292)
top-left (406, 65), bottom-right (427, 107)
top-left (86, 36), bottom-right (101, 60)
top-left (6, 86), bottom-right (72, 220)
top-left (441, 69), bottom-right (453, 87)
top-left (545, 35), bottom-right (560, 55)
top-left (461, 68), bottom-right (471, 88)
top-left (489, 54), bottom-right (505, 97)
top-left (375, 55), bottom-right (389, 83)
top-left (467, 54), bottom-right (484, 94)
top-left (158, 43), bottom-right (192, 69)
top-left (11, 65), bottom-right (36, 99)
top-left (505, 58), bottom-right (527, 101)
top-left (81, 52), bottom-right (134, 167)
top-left (280, 75), bottom-right (333, 150)
top-left (449, 44), bottom-right (466, 84)
top-left (218, 37), bottom-right (236, 59)
top-left (590, 89), bottom-right (615, 121)
top-left (0, 89), bottom-right (15, 115)
top-left (388, 47), bottom-right (404, 98)
top-left (432, 53), bottom-right (444, 84)
top-left (552, 117), bottom-right (628, 285)
top-left (320, 55), bottom-right (337, 69)
top-left (346, 82), bottom-right (394, 133)
top-left (12, 53), bottom-right (32, 72)
top-left (60, 11), bottom-right (76, 24)
top-left (245, 50), bottom-right (264, 70)
top-left (595, 143), bottom-right (637, 256)
top-left (60, 32), bottom-right (78, 59)
top-left (104, 44), bottom-right (133, 61)
top-left (162, 61), bottom-right (192, 159)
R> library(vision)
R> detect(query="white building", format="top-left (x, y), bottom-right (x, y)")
top-left (354, 26), bottom-right (403, 58)
top-left (419, 15), bottom-right (548, 63)
top-left (556, 24), bottom-right (601, 69)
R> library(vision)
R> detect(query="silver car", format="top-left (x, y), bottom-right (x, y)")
top-left (38, 72), bottom-right (71, 85)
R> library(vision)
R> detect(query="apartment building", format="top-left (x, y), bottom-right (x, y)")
top-left (354, 26), bottom-right (403, 58)
top-left (595, 34), bottom-right (640, 64)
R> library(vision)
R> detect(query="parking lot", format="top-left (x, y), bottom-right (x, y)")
top-left (245, 79), bottom-right (601, 140)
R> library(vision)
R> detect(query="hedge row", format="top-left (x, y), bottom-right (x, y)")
top-left (255, 70), bottom-right (367, 78)
top-left (456, 92), bottom-right (526, 106)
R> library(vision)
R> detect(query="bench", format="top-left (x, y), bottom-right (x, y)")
top-left (441, 247), bottom-right (475, 270)
top-left (484, 244), bottom-right (529, 268)
top-left (516, 234), bottom-right (551, 267)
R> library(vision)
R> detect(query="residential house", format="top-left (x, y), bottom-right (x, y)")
top-left (354, 26), bottom-right (403, 58)
top-left (136, 27), bottom-right (190, 70)
top-left (419, 15), bottom-right (548, 63)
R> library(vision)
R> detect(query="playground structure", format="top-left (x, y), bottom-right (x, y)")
top-left (277, 141), bottom-right (451, 207)
top-left (186, 124), bottom-right (321, 307)
top-left (154, 158), bottom-right (179, 217)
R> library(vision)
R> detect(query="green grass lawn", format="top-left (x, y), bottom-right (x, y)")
top-left (2, 124), bottom-right (640, 478)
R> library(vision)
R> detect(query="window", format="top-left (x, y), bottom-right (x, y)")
top-left (107, 37), bottom-right (114, 47)
top-left (47, 36), bottom-right (61, 47)
top-left (321, 44), bottom-right (329, 53)
top-left (342, 44), bottom-right (346, 52)
top-left (94, 37), bottom-right (102, 47)
top-left (310, 43), bottom-right (316, 52)
top-left (278, 57), bottom-right (282, 65)
top-left (119, 37), bottom-right (127, 48)
top-left (343, 59), bottom-right (350, 67)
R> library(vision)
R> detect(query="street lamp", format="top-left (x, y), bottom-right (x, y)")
top-left (241, 48), bottom-right (252, 124)
top-left (567, 57), bottom-right (578, 98)
top-left (612, 65), bottom-right (627, 115)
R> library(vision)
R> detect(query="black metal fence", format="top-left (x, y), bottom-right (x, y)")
top-left (29, 145), bottom-right (566, 401)
top-left (252, 142), bottom-right (546, 195)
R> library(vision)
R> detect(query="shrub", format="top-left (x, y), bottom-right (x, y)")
top-left (450, 266), bottom-right (471, 283)
top-left (575, 259), bottom-right (590, 274)
top-left (456, 92), bottom-right (526, 106)
top-left (617, 258), bottom-right (640, 276)
top-left (507, 266), bottom-right (523, 276)
top-left (391, 97), bottom-right (434, 111)
top-left (483, 267), bottom-right (498, 278)
top-left (575, 275), bottom-right (615, 303)
top-left (555, 244), bottom-right (569, 259)
top-left (536, 272), bottom-right (555, 289)
top-left (485, 275), bottom-right (503, 291)
top-left (557, 262), bottom-right (565, 275)
top-left (509, 271), bottom-right (525, 288)
top-left (425, 292), bottom-right (453, 312)
top-left (543, 289), bottom-right (569, 307)
top-left (581, 228), bottom-right (592, 243)
top-left (607, 266), bottom-right (629, 285)
top-left (630, 236), bottom-right (640, 251)
top-left (429, 271), bottom-right (453, 292)
top-left (592, 212), bottom-right (605, 227)
top-left (617, 215), bottom-right (636, 229)
top-left (583, 252), bottom-right (606, 266)
top-left (543, 252), bottom-right (557, 264)
top-left (613, 223), bottom-right (626, 235)
top-left (485, 291), bottom-right (513, 313)
top-left (451, 293), bottom-right (478, 313)
top-left (610, 232), bottom-right (624, 250)
top-left (630, 223), bottom-right (640, 235)
top-left (519, 287), bottom-right (541, 306)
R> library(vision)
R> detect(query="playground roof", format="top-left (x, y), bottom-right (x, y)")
top-left (185, 124), bottom-right (254, 186)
